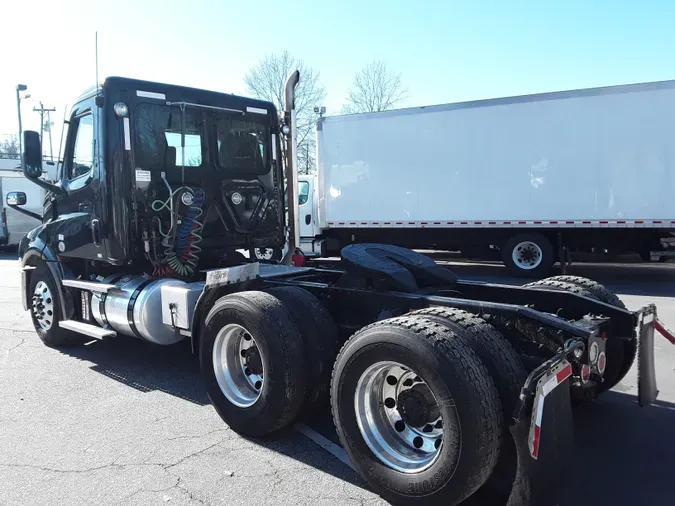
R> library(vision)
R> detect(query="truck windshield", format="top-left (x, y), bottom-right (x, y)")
top-left (216, 114), bottom-right (269, 175)
top-left (135, 103), bottom-right (204, 170)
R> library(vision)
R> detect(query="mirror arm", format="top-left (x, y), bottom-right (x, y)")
top-left (8, 204), bottom-right (42, 221)
top-left (28, 177), bottom-right (66, 197)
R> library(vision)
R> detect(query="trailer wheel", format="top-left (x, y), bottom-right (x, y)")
top-left (527, 276), bottom-right (635, 393)
top-left (200, 291), bottom-right (307, 437)
top-left (502, 233), bottom-right (554, 278)
top-left (331, 317), bottom-right (502, 506)
top-left (28, 264), bottom-right (81, 348)
top-left (409, 307), bottom-right (526, 418)
top-left (266, 286), bottom-right (339, 407)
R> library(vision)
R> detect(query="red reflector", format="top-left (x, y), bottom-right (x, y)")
top-left (532, 425), bottom-right (541, 458)
top-left (292, 254), bottom-right (305, 267)
top-left (555, 363), bottom-right (573, 383)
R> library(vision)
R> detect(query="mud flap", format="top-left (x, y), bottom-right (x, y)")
top-left (506, 380), bottom-right (573, 506)
top-left (462, 358), bottom-right (575, 506)
top-left (637, 305), bottom-right (658, 407)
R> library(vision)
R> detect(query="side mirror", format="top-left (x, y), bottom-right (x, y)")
top-left (6, 192), bottom-right (27, 206)
top-left (23, 130), bottom-right (43, 179)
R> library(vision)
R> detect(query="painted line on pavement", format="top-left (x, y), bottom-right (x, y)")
top-left (294, 422), bottom-right (354, 470)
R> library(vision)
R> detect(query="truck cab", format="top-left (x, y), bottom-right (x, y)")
top-left (16, 77), bottom-right (285, 276)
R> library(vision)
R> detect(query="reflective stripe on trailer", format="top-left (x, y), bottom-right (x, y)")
top-left (529, 361), bottom-right (573, 459)
top-left (325, 220), bottom-right (674, 229)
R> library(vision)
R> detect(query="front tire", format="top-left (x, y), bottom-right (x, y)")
top-left (331, 317), bottom-right (502, 506)
top-left (502, 233), bottom-right (554, 278)
top-left (28, 263), bottom-right (80, 348)
top-left (200, 291), bottom-right (307, 437)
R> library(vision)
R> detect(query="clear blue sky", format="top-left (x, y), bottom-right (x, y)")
top-left (1, 0), bottom-right (674, 148)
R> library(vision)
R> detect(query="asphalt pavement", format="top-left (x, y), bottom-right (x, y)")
top-left (1, 253), bottom-right (675, 506)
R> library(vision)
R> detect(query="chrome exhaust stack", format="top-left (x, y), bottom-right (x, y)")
top-left (281, 70), bottom-right (300, 265)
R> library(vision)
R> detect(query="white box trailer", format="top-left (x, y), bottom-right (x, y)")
top-left (300, 79), bottom-right (675, 276)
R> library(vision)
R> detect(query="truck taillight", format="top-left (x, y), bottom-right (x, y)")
top-left (597, 352), bottom-right (607, 375)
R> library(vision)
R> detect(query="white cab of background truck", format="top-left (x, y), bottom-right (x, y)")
top-left (0, 159), bottom-right (55, 247)
top-left (299, 79), bottom-right (675, 276)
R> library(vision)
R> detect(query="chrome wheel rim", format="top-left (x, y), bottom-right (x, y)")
top-left (512, 241), bottom-right (543, 270)
top-left (354, 361), bottom-right (450, 473)
top-left (212, 324), bottom-right (264, 408)
top-left (32, 281), bottom-right (54, 330)
top-left (254, 248), bottom-right (275, 261)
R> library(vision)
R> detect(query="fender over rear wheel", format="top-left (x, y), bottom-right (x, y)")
top-left (200, 291), bottom-right (307, 436)
top-left (331, 316), bottom-right (502, 506)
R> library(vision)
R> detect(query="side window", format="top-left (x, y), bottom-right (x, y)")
top-left (298, 181), bottom-right (310, 205)
top-left (69, 113), bottom-right (94, 179)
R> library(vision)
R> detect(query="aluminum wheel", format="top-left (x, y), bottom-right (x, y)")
top-left (355, 361), bottom-right (454, 473)
top-left (512, 240), bottom-right (543, 270)
top-left (212, 323), bottom-right (264, 408)
top-left (32, 281), bottom-right (54, 330)
top-left (254, 248), bottom-right (275, 261)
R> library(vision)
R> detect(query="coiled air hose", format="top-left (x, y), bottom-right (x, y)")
top-left (151, 174), bottom-right (205, 277)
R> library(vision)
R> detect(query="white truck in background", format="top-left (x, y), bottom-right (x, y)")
top-left (0, 159), bottom-right (55, 247)
top-left (294, 79), bottom-right (675, 276)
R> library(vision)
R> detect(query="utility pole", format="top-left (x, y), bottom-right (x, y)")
top-left (33, 102), bottom-right (56, 160)
top-left (46, 110), bottom-right (54, 160)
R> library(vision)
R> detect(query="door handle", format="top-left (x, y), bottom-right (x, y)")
top-left (305, 214), bottom-right (311, 225)
top-left (91, 219), bottom-right (101, 247)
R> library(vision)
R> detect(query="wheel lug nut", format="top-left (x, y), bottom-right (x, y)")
top-left (384, 398), bottom-right (396, 409)
top-left (394, 420), bottom-right (405, 432)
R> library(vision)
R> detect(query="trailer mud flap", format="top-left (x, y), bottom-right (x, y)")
top-left (506, 374), bottom-right (573, 506)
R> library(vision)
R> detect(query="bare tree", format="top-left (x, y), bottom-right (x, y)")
top-left (244, 51), bottom-right (326, 174)
top-left (0, 135), bottom-right (20, 159)
top-left (343, 61), bottom-right (407, 114)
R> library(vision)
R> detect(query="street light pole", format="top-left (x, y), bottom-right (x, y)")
top-left (15, 84), bottom-right (28, 166)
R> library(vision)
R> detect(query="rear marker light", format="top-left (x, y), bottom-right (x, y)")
top-left (597, 352), bottom-right (607, 375)
top-left (581, 365), bottom-right (591, 383)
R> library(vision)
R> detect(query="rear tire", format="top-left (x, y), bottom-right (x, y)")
top-left (502, 233), bottom-right (554, 278)
top-left (266, 286), bottom-right (339, 407)
top-left (28, 263), bottom-right (81, 348)
top-left (528, 276), bottom-right (635, 393)
top-left (331, 316), bottom-right (502, 506)
top-left (200, 291), bottom-right (307, 437)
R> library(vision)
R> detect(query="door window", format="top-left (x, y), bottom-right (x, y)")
top-left (69, 113), bottom-right (94, 179)
top-left (298, 181), bottom-right (310, 205)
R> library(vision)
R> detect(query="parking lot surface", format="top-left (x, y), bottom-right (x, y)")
top-left (2, 253), bottom-right (675, 506)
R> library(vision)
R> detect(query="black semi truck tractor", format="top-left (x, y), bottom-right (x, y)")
top-left (8, 72), bottom-right (675, 506)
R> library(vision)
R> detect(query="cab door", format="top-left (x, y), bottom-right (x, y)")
top-left (47, 97), bottom-right (108, 260)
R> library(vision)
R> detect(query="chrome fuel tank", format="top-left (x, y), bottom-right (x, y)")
top-left (91, 275), bottom-right (185, 345)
